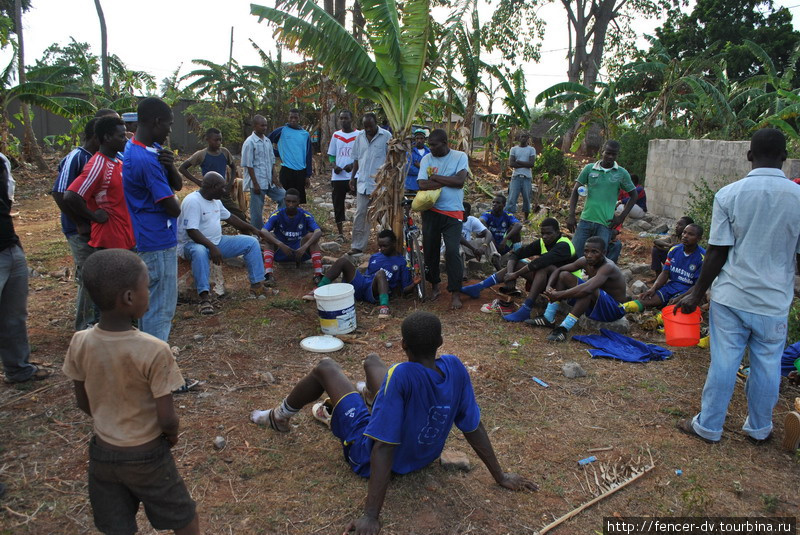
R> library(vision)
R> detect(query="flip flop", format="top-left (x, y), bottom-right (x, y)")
top-left (198, 299), bottom-right (214, 315)
top-left (783, 412), bottom-right (800, 451)
top-left (311, 399), bottom-right (333, 427)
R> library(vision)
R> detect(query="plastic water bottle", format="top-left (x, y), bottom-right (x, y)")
top-left (577, 185), bottom-right (588, 197)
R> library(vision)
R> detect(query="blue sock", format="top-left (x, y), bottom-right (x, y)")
top-left (460, 274), bottom-right (497, 299)
top-left (559, 313), bottom-right (578, 331)
top-left (544, 302), bottom-right (559, 322)
top-left (503, 302), bottom-right (532, 322)
top-left (523, 297), bottom-right (535, 308)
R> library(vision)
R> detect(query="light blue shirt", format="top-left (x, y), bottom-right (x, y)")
top-left (417, 149), bottom-right (469, 213)
top-left (709, 167), bottom-right (800, 316)
top-left (240, 132), bottom-right (275, 191)
top-left (277, 126), bottom-right (309, 171)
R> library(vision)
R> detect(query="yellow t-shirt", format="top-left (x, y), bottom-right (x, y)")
top-left (63, 326), bottom-right (185, 447)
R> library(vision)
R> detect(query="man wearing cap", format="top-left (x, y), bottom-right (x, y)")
top-left (121, 112), bottom-right (137, 140)
top-left (405, 129), bottom-right (430, 193)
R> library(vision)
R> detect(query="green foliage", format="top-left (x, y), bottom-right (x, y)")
top-left (680, 476), bottom-right (713, 515)
top-left (617, 126), bottom-right (688, 182)
top-left (788, 298), bottom-right (800, 346)
top-left (184, 102), bottom-right (243, 146)
top-left (532, 142), bottom-right (578, 184)
top-left (686, 177), bottom-right (726, 246)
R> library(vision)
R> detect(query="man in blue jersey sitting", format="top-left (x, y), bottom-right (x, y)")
top-left (302, 229), bottom-right (419, 319)
top-left (261, 189), bottom-right (323, 286)
top-left (622, 223), bottom-right (705, 313)
top-left (480, 195), bottom-right (523, 262)
top-left (250, 311), bottom-right (537, 535)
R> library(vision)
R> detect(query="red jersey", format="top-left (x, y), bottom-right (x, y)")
top-left (68, 152), bottom-right (135, 249)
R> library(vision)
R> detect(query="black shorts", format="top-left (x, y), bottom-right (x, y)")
top-left (279, 166), bottom-right (309, 203)
top-left (331, 180), bottom-right (350, 223)
top-left (88, 436), bottom-right (196, 535)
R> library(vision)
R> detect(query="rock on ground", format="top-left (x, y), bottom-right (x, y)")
top-left (620, 268), bottom-right (633, 284)
top-left (630, 280), bottom-right (648, 295)
top-left (213, 436), bottom-right (226, 450)
top-left (651, 223), bottom-right (669, 234)
top-left (562, 361), bottom-right (587, 379)
top-left (629, 263), bottom-right (651, 275)
top-left (320, 241), bottom-right (342, 254)
top-left (578, 315), bottom-right (630, 334)
top-left (440, 449), bottom-right (471, 471)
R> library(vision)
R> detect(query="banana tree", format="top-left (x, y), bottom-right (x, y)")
top-left (251, 0), bottom-right (459, 242)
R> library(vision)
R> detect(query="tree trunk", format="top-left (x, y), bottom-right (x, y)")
top-left (324, 0), bottom-right (333, 16)
top-left (334, 0), bottom-right (346, 26)
top-left (462, 90), bottom-right (477, 155)
top-left (14, 0), bottom-right (46, 171)
top-left (352, 1), bottom-right (365, 41)
top-left (369, 134), bottom-right (409, 249)
top-left (94, 0), bottom-right (110, 95)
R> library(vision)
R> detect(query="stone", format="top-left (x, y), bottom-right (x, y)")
top-left (631, 280), bottom-right (648, 295)
top-left (630, 219), bottom-right (652, 231)
top-left (223, 256), bottom-right (245, 268)
top-left (562, 362), bottom-right (587, 379)
top-left (198, 392), bottom-right (213, 399)
top-left (384, 342), bottom-right (393, 349)
top-left (620, 268), bottom-right (633, 284)
top-left (193, 334), bottom-right (205, 341)
top-left (313, 197), bottom-right (325, 204)
top-left (346, 209), bottom-right (355, 221)
top-left (257, 371), bottom-right (275, 383)
top-left (178, 270), bottom-right (195, 295)
top-left (440, 449), bottom-right (471, 471)
top-left (320, 241), bottom-right (342, 254)
top-left (651, 223), bottom-right (669, 234)
top-left (629, 263), bottom-right (651, 275)
top-left (213, 436), bottom-right (227, 450)
top-left (171, 346), bottom-right (181, 356)
top-left (578, 315), bottom-right (630, 334)
top-left (28, 267), bottom-right (41, 278)
top-left (319, 202), bottom-right (334, 211)
top-left (209, 263), bottom-right (226, 296)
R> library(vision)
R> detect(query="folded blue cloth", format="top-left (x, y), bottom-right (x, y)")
top-left (781, 342), bottom-right (800, 376)
top-left (572, 329), bottom-right (671, 362)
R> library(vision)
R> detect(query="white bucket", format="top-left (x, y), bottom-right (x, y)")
top-left (314, 283), bottom-right (356, 335)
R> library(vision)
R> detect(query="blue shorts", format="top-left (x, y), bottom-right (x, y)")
top-left (570, 279), bottom-right (625, 322)
top-left (274, 243), bottom-right (311, 262)
top-left (330, 392), bottom-right (373, 478)
top-left (350, 271), bottom-right (377, 304)
top-left (587, 289), bottom-right (626, 322)
top-left (656, 281), bottom-right (690, 304)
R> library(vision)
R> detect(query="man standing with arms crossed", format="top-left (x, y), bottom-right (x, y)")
top-left (417, 129), bottom-right (469, 310)
top-left (675, 128), bottom-right (800, 446)
top-left (242, 115), bottom-right (285, 229)
top-left (268, 109), bottom-right (313, 204)
top-left (506, 132), bottom-right (536, 221)
top-left (348, 113), bottom-right (391, 256)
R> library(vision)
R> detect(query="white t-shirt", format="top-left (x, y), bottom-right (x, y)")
top-left (461, 215), bottom-right (487, 240)
top-left (177, 191), bottom-right (231, 256)
top-left (328, 129), bottom-right (360, 181)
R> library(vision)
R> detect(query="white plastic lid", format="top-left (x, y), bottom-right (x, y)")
top-left (300, 335), bottom-right (345, 353)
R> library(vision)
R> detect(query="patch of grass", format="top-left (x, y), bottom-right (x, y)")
top-left (661, 407), bottom-right (688, 418)
top-left (680, 476), bottom-right (713, 515)
top-left (638, 378), bottom-right (669, 393)
top-left (265, 298), bottom-right (304, 312)
top-left (761, 493), bottom-right (779, 514)
top-left (26, 238), bottom-right (70, 265)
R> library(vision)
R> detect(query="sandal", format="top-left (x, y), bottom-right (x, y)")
top-left (311, 399), bottom-right (333, 427)
top-left (676, 418), bottom-right (718, 444)
top-left (4, 366), bottom-right (51, 384)
top-left (378, 305), bottom-right (391, 320)
top-left (525, 315), bottom-right (555, 328)
top-left (198, 299), bottom-right (215, 315)
top-left (250, 408), bottom-right (290, 432)
top-left (782, 412), bottom-right (800, 451)
top-left (356, 381), bottom-right (375, 411)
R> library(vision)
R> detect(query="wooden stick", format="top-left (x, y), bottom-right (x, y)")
top-left (0, 379), bottom-right (68, 409)
top-left (587, 446), bottom-right (614, 453)
top-left (538, 464), bottom-right (655, 534)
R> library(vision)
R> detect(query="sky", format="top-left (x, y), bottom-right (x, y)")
top-left (9, 0), bottom-right (800, 108)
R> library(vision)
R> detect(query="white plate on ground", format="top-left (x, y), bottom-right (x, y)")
top-left (300, 335), bottom-right (345, 353)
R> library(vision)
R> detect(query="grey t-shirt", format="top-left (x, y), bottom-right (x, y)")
top-left (510, 145), bottom-right (536, 178)
top-left (709, 168), bottom-right (800, 317)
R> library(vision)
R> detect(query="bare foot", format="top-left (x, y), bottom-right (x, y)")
top-left (430, 284), bottom-right (441, 301)
top-left (451, 293), bottom-right (463, 310)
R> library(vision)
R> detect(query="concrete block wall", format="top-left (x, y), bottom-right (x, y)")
top-left (645, 139), bottom-right (800, 219)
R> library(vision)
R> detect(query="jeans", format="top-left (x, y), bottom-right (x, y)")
top-left (691, 301), bottom-right (787, 441)
top-left (607, 239), bottom-right (622, 263)
top-left (182, 235), bottom-right (265, 295)
top-left (351, 192), bottom-right (371, 251)
top-left (66, 233), bottom-right (98, 330)
top-left (506, 174), bottom-right (532, 215)
top-left (0, 245), bottom-right (36, 381)
top-left (138, 247), bottom-right (178, 342)
top-left (422, 210), bottom-right (463, 292)
top-left (571, 219), bottom-right (612, 256)
top-left (249, 186), bottom-right (286, 229)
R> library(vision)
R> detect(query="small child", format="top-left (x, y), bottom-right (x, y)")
top-left (62, 249), bottom-right (199, 535)
top-left (250, 311), bottom-right (537, 534)
top-left (303, 229), bottom-right (419, 319)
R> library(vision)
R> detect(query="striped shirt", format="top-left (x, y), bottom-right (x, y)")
top-left (53, 146), bottom-right (93, 236)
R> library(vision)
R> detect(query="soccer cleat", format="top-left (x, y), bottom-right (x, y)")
top-left (546, 326), bottom-right (568, 342)
top-left (525, 315), bottom-right (555, 328)
top-left (480, 298), bottom-right (515, 314)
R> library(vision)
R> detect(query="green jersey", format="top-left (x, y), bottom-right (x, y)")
top-left (576, 161), bottom-right (635, 225)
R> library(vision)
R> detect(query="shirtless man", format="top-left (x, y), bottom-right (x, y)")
top-left (532, 236), bottom-right (628, 342)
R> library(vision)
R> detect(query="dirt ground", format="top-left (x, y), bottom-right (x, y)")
top-left (1, 158), bottom-right (799, 535)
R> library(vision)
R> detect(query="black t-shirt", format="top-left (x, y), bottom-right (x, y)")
top-left (0, 157), bottom-right (20, 252)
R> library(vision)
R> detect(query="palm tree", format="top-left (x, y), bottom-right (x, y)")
top-left (14, 0), bottom-right (45, 169)
top-left (251, 0), bottom-right (456, 240)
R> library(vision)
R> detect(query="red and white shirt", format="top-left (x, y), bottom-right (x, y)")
top-left (327, 129), bottom-right (360, 181)
top-left (68, 152), bottom-right (135, 249)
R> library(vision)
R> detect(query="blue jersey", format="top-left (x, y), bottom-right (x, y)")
top-left (481, 211), bottom-right (520, 245)
top-left (264, 207), bottom-right (320, 247)
top-left (664, 244), bottom-right (705, 288)
top-left (363, 354), bottom-right (481, 475)
top-left (53, 147), bottom-right (93, 236)
top-left (365, 252), bottom-right (413, 290)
